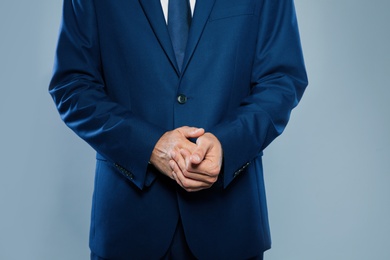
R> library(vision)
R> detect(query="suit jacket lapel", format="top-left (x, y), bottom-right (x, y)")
top-left (139, 0), bottom-right (216, 76)
top-left (182, 0), bottom-right (217, 74)
top-left (138, 0), bottom-right (180, 74)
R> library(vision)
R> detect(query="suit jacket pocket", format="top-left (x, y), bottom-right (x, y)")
top-left (209, 4), bottom-right (255, 21)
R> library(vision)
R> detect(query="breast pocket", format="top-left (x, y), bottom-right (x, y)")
top-left (209, 3), bottom-right (255, 21)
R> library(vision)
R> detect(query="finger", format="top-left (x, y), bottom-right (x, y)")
top-left (169, 159), bottom-right (186, 179)
top-left (189, 136), bottom-right (210, 164)
top-left (170, 148), bottom-right (189, 173)
top-left (180, 148), bottom-right (192, 167)
top-left (178, 126), bottom-right (205, 139)
top-left (180, 148), bottom-right (206, 176)
top-left (190, 160), bottom-right (221, 179)
top-left (174, 169), bottom-right (211, 192)
top-left (170, 160), bottom-right (212, 188)
top-left (178, 149), bottom-right (218, 183)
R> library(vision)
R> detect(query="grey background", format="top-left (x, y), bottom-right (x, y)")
top-left (0, 0), bottom-right (389, 259)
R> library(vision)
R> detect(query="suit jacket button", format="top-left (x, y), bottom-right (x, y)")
top-left (177, 94), bottom-right (187, 104)
top-left (126, 172), bottom-right (134, 180)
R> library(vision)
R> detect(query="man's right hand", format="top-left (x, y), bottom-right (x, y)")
top-left (150, 126), bottom-right (204, 180)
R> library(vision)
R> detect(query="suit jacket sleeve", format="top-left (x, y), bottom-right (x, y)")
top-left (210, 0), bottom-right (308, 188)
top-left (49, 0), bottom-right (165, 189)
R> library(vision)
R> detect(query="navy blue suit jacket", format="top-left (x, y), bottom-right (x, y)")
top-left (49, 0), bottom-right (307, 259)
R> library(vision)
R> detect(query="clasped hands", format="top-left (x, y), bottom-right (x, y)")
top-left (150, 126), bottom-right (222, 192)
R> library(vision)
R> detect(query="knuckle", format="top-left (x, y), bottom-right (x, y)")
top-left (182, 170), bottom-right (189, 178)
top-left (207, 176), bottom-right (217, 184)
top-left (204, 183), bottom-right (213, 189)
top-left (209, 167), bottom-right (220, 176)
top-left (181, 178), bottom-right (190, 188)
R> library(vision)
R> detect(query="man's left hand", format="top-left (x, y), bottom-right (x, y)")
top-left (169, 132), bottom-right (223, 192)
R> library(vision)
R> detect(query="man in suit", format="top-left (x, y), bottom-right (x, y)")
top-left (49, 0), bottom-right (307, 259)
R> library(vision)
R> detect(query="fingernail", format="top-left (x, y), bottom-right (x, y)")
top-left (192, 154), bottom-right (200, 163)
top-left (193, 128), bottom-right (202, 134)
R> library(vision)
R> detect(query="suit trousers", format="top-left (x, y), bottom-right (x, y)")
top-left (90, 218), bottom-right (264, 259)
top-left (90, 219), bottom-right (196, 260)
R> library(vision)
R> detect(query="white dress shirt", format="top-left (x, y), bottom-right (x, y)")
top-left (160, 0), bottom-right (196, 23)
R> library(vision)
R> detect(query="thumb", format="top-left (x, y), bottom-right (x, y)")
top-left (189, 137), bottom-right (208, 164)
top-left (179, 126), bottom-right (205, 139)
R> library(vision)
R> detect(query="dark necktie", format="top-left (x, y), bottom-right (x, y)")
top-left (168, 0), bottom-right (191, 72)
